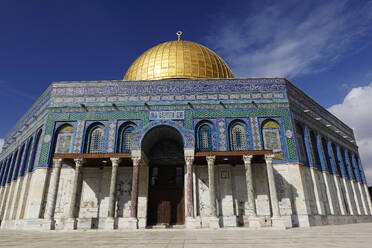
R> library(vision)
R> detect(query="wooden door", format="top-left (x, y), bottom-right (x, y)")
top-left (148, 165), bottom-right (184, 225)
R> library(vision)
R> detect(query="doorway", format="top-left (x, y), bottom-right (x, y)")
top-left (142, 126), bottom-right (185, 226)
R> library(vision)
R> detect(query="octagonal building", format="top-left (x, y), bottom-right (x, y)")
top-left (0, 36), bottom-right (371, 231)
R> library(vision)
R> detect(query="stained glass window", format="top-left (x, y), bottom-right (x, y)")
top-left (230, 123), bottom-right (246, 151)
top-left (198, 124), bottom-right (212, 151)
top-left (88, 127), bottom-right (104, 153)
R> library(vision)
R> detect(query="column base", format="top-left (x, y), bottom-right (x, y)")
top-left (207, 216), bottom-right (220, 229)
top-left (243, 215), bottom-right (261, 228)
top-left (138, 217), bottom-right (147, 229)
top-left (271, 216), bottom-right (287, 229)
top-left (118, 217), bottom-right (138, 230)
top-left (64, 218), bottom-right (77, 230)
top-left (185, 216), bottom-right (201, 229)
top-left (42, 219), bottom-right (55, 231)
top-left (104, 217), bottom-right (116, 230)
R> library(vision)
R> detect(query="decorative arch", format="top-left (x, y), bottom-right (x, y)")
top-left (309, 130), bottom-right (321, 167)
top-left (261, 119), bottom-right (282, 157)
top-left (321, 137), bottom-right (332, 173)
top-left (116, 122), bottom-right (137, 153)
top-left (131, 120), bottom-right (194, 150)
top-left (196, 120), bottom-right (214, 152)
top-left (84, 122), bottom-right (105, 154)
top-left (54, 124), bottom-right (74, 154)
top-left (20, 137), bottom-right (33, 177)
top-left (229, 120), bottom-right (248, 151)
top-left (294, 122), bottom-right (308, 164)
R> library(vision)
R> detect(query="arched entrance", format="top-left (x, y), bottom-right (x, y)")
top-left (142, 125), bottom-right (185, 226)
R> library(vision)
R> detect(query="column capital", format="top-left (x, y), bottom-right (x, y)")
top-left (185, 155), bottom-right (194, 165)
top-left (73, 158), bottom-right (86, 168)
top-left (206, 155), bottom-right (216, 165)
top-left (243, 154), bottom-right (253, 164)
top-left (131, 156), bottom-right (141, 167)
top-left (110, 157), bottom-right (121, 167)
top-left (53, 158), bottom-right (63, 168)
top-left (264, 154), bottom-right (275, 163)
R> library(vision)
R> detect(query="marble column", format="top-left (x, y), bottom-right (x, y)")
top-left (328, 141), bottom-right (346, 215)
top-left (265, 154), bottom-right (285, 228)
top-left (364, 184), bottom-right (372, 214)
top-left (317, 134), bottom-right (334, 215)
top-left (130, 157), bottom-right (141, 219)
top-left (65, 158), bottom-right (85, 230)
top-left (206, 156), bottom-right (219, 228)
top-left (357, 182), bottom-right (368, 215)
top-left (105, 157), bottom-right (120, 230)
top-left (42, 158), bottom-right (63, 230)
top-left (185, 156), bottom-right (194, 218)
top-left (184, 155), bottom-right (200, 228)
top-left (243, 155), bottom-right (261, 227)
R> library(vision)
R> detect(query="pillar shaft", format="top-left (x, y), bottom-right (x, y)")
top-left (130, 157), bottom-right (140, 218)
top-left (45, 158), bottom-right (63, 220)
top-left (243, 155), bottom-right (256, 216)
top-left (185, 156), bottom-right (194, 217)
top-left (364, 184), bottom-right (372, 214)
top-left (206, 156), bottom-right (216, 217)
top-left (68, 158), bottom-right (84, 219)
top-left (265, 154), bottom-right (280, 217)
top-left (108, 157), bottom-right (120, 218)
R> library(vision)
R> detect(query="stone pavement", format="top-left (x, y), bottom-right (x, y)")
top-left (1, 223), bottom-right (372, 248)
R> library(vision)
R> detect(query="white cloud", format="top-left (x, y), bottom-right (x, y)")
top-left (206, 0), bottom-right (372, 78)
top-left (328, 82), bottom-right (372, 185)
top-left (0, 139), bottom-right (3, 153)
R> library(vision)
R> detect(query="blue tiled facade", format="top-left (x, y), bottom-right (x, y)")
top-left (0, 78), bottom-right (367, 185)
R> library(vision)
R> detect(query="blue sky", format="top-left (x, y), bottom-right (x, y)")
top-left (1, 0), bottom-right (372, 180)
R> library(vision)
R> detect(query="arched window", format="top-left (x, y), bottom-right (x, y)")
top-left (86, 125), bottom-right (105, 153)
top-left (229, 122), bottom-right (247, 151)
top-left (197, 123), bottom-right (213, 151)
top-left (262, 119), bottom-right (282, 156)
top-left (54, 124), bottom-right (74, 154)
top-left (20, 138), bottom-right (33, 177)
top-left (295, 123), bottom-right (308, 164)
top-left (117, 124), bottom-right (135, 153)
top-left (349, 152), bottom-right (360, 181)
top-left (28, 130), bottom-right (42, 173)
top-left (321, 137), bottom-right (331, 173)
top-left (13, 144), bottom-right (25, 180)
top-left (309, 131), bottom-right (321, 167)
top-left (331, 143), bottom-right (341, 176)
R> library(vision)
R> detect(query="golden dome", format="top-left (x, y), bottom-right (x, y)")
top-left (124, 38), bottom-right (233, 81)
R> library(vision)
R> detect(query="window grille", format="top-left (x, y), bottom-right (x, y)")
top-left (231, 124), bottom-right (246, 151)
top-left (89, 127), bottom-right (104, 153)
top-left (120, 126), bottom-right (134, 153)
top-left (199, 124), bottom-right (212, 151)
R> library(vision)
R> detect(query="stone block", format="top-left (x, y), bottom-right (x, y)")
top-left (103, 217), bottom-right (115, 230)
top-left (118, 217), bottom-right (138, 230)
top-left (207, 216), bottom-right (220, 229)
top-left (185, 217), bottom-right (201, 229)
top-left (248, 216), bottom-right (261, 228)
top-left (271, 216), bottom-right (287, 229)
top-left (138, 217), bottom-right (147, 229)
top-left (219, 216), bottom-right (237, 227)
top-left (64, 218), bottom-right (77, 230)
top-left (42, 219), bottom-right (55, 231)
